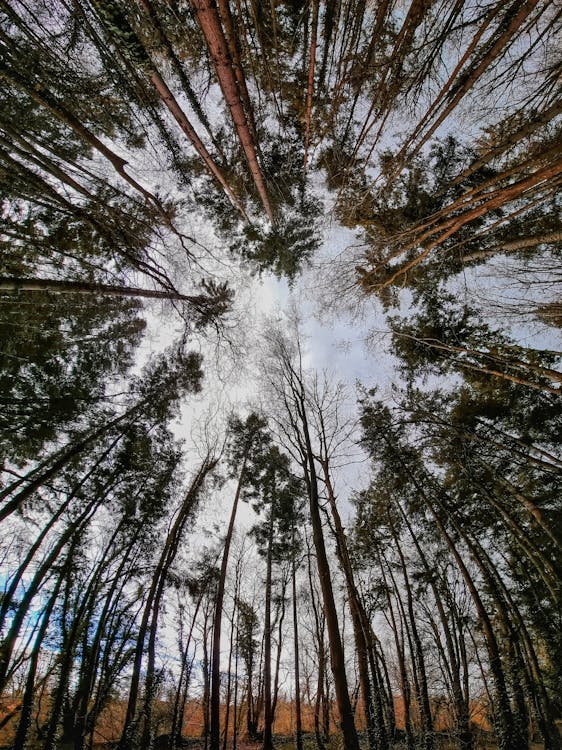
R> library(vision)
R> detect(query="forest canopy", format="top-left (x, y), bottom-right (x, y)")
top-left (0, 2), bottom-right (560, 750)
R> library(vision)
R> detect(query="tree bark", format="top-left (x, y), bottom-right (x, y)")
top-left (146, 66), bottom-right (248, 220)
top-left (388, 518), bottom-right (434, 750)
top-left (299, 409), bottom-right (359, 750)
top-left (211, 455), bottom-right (249, 750)
top-left (190, 0), bottom-right (274, 221)
top-left (263, 504), bottom-right (275, 750)
top-left (292, 545), bottom-right (304, 750)
top-left (303, 0), bottom-right (319, 173)
top-left (119, 455), bottom-right (217, 750)
top-left (319, 458), bottom-right (386, 750)
top-left (396, 504), bottom-right (472, 750)
top-left (0, 62), bottom-right (162, 208)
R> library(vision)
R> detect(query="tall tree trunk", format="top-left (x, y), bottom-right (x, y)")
top-left (271, 575), bottom-right (287, 721)
top-left (0, 438), bottom-right (121, 632)
top-left (74, 544), bottom-right (140, 750)
top-left (203, 605), bottom-right (212, 750)
top-left (388, 518), bottom-right (434, 750)
top-left (292, 549), bottom-right (304, 750)
top-left (298, 404), bottom-right (359, 750)
top-left (319, 458), bottom-right (385, 750)
top-left (223, 570), bottom-right (241, 750)
top-left (378, 553), bottom-right (414, 750)
top-left (211, 455), bottom-right (250, 750)
top-left (271, 340), bottom-right (359, 750)
top-left (44, 536), bottom-right (114, 750)
top-left (0, 276), bottom-right (231, 325)
top-left (0, 62), bottom-right (162, 209)
top-left (424, 498), bottom-right (519, 750)
top-left (397, 504), bottom-right (471, 750)
top-left (263, 505), bottom-right (275, 750)
top-left (146, 66), bottom-right (248, 220)
top-left (137, 0), bottom-right (222, 150)
top-left (170, 589), bottom-right (206, 750)
top-left (233, 601), bottom-right (240, 750)
top-left (306, 541), bottom-right (326, 750)
top-left (119, 455), bottom-right (217, 750)
top-left (190, 0), bottom-right (274, 221)
top-left (12, 564), bottom-right (66, 750)
top-left (0, 495), bottom-right (103, 691)
top-left (216, 0), bottom-right (258, 142)
top-left (303, 0), bottom-right (319, 173)
top-left (464, 528), bottom-right (561, 750)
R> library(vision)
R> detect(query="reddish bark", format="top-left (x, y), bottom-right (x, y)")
top-left (217, 0), bottom-right (258, 141)
top-left (191, 0), bottom-right (274, 222)
top-left (148, 68), bottom-right (249, 220)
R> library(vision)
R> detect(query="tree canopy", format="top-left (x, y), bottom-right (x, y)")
top-left (0, 3), bottom-right (560, 750)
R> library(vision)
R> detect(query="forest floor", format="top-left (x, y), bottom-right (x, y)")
top-left (94, 735), bottom-right (551, 750)
top-left (84, 736), bottom-right (556, 750)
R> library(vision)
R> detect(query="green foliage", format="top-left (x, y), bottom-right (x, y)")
top-left (1, 2), bottom-right (560, 746)
top-left (0, 291), bottom-right (145, 465)
top-left (237, 598), bottom-right (259, 677)
top-left (388, 289), bottom-right (562, 398)
top-left (234, 201), bottom-right (321, 281)
top-left (250, 444), bottom-right (304, 561)
top-left (355, 380), bottom-right (562, 722)
top-left (92, 1), bottom-right (151, 69)
top-left (226, 412), bottom-right (271, 482)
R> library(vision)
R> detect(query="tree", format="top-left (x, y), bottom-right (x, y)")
top-left (263, 325), bottom-right (360, 750)
top-left (119, 450), bottom-right (219, 750)
top-left (249, 444), bottom-right (303, 750)
top-left (356, 387), bottom-right (562, 750)
top-left (209, 413), bottom-right (271, 750)
top-left (0, 276), bottom-right (233, 329)
top-left (190, 0), bottom-right (274, 221)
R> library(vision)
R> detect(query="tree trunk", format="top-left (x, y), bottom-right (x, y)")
top-left (425, 499), bottom-right (520, 750)
top-left (0, 437), bottom-right (121, 632)
top-left (303, 0), bottom-right (319, 173)
top-left (378, 553), bottom-right (414, 750)
top-left (319, 459), bottom-right (386, 750)
top-left (270, 338), bottom-right (359, 750)
top-left (137, 0), bottom-right (222, 149)
top-left (12, 566), bottom-right (65, 750)
top-left (119, 455), bottom-right (217, 750)
top-left (389, 518), bottom-right (434, 750)
top-left (211, 455), bottom-right (249, 750)
top-left (0, 62), bottom-right (162, 208)
top-left (0, 495), bottom-right (102, 692)
top-left (306, 541), bottom-right (326, 750)
top-left (263, 504), bottom-right (275, 750)
top-left (397, 504), bottom-right (471, 750)
top-left (190, 0), bottom-right (274, 221)
top-left (0, 398), bottom-right (150, 522)
top-left (74, 544), bottom-right (139, 750)
top-left (146, 66), bottom-right (248, 220)
top-left (292, 549), bottom-right (304, 750)
top-left (271, 575), bottom-right (287, 722)
top-left (216, 0), bottom-right (258, 142)
top-left (222, 570), bottom-right (240, 750)
top-left (170, 589), bottom-right (206, 750)
top-left (0, 275), bottom-right (225, 311)
top-left (295, 403), bottom-right (359, 750)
